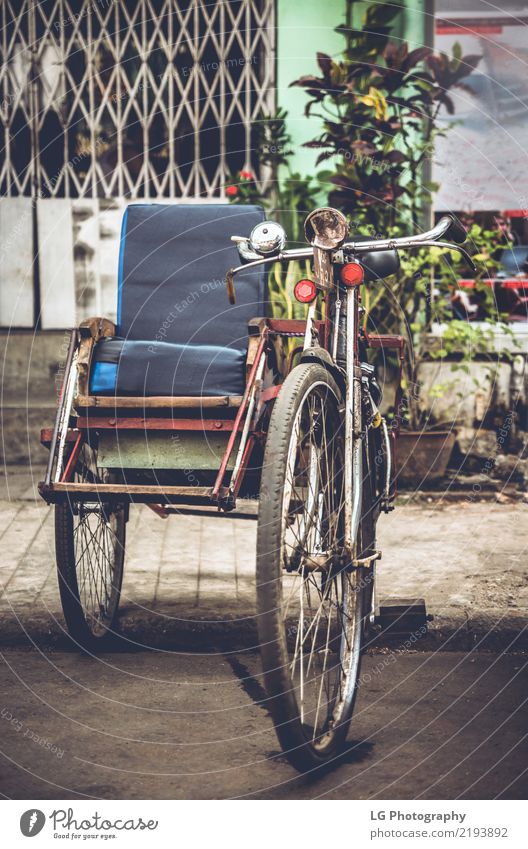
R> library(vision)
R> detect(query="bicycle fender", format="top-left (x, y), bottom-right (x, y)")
top-left (299, 346), bottom-right (346, 393)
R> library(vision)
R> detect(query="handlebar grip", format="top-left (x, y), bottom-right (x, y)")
top-left (444, 216), bottom-right (468, 245)
top-left (226, 270), bottom-right (236, 305)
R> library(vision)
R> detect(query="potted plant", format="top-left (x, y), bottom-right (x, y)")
top-left (227, 4), bottom-right (513, 483)
top-left (385, 223), bottom-right (512, 482)
top-left (289, 0), bottom-right (511, 482)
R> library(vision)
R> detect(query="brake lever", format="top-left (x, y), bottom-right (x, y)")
top-left (460, 249), bottom-right (478, 274)
top-left (225, 251), bottom-right (284, 304)
top-left (428, 241), bottom-right (478, 274)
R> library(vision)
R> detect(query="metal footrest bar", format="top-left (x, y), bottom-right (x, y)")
top-left (38, 482), bottom-right (228, 506)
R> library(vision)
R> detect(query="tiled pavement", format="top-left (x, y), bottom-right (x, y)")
top-left (0, 466), bottom-right (527, 649)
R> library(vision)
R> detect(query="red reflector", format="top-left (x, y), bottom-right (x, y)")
top-left (294, 279), bottom-right (317, 303)
top-left (340, 262), bottom-right (364, 286)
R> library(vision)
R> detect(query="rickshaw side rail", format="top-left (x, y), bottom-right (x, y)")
top-left (38, 481), bottom-right (227, 506)
top-left (365, 332), bottom-right (405, 353)
top-left (74, 394), bottom-right (244, 409)
top-left (74, 418), bottom-right (243, 432)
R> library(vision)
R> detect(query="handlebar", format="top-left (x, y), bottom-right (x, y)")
top-left (342, 215), bottom-right (467, 253)
top-left (226, 214), bottom-right (476, 304)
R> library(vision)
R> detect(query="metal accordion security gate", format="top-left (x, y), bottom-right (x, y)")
top-left (0, 0), bottom-right (276, 327)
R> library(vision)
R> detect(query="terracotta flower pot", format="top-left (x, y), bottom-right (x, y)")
top-left (396, 430), bottom-right (456, 484)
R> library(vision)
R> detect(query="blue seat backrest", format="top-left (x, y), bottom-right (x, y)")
top-left (117, 203), bottom-right (267, 351)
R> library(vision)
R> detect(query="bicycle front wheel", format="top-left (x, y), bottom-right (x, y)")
top-left (257, 363), bottom-right (368, 772)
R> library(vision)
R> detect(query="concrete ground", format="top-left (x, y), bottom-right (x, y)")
top-left (1, 466), bottom-right (526, 651)
top-left (1, 650), bottom-right (526, 800)
top-left (0, 466), bottom-right (527, 799)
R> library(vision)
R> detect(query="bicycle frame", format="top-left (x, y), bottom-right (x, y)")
top-left (344, 283), bottom-right (363, 557)
top-left (227, 212), bottom-right (476, 560)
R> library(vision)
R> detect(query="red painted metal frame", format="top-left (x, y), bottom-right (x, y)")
top-left (39, 315), bottom-right (408, 511)
top-left (41, 428), bottom-right (79, 446)
top-left (229, 435), bottom-right (256, 501)
top-left (365, 332), bottom-right (405, 353)
top-left (457, 277), bottom-right (528, 290)
top-left (364, 332), bottom-right (406, 435)
top-left (260, 384), bottom-right (282, 403)
top-left (267, 318), bottom-right (322, 338)
top-left (212, 331), bottom-right (269, 501)
top-left (75, 417), bottom-right (240, 432)
top-left (60, 431), bottom-right (84, 483)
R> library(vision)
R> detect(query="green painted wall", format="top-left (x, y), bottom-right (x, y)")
top-left (403, 0), bottom-right (433, 53)
top-left (277, 0), bottom-right (347, 177)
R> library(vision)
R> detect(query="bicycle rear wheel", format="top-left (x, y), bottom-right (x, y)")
top-left (55, 443), bottom-right (126, 649)
top-left (257, 363), bottom-right (370, 771)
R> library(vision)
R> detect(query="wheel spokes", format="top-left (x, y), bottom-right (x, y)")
top-left (74, 506), bottom-right (119, 631)
top-left (280, 385), bottom-right (358, 742)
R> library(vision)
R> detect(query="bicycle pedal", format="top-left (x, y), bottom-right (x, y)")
top-left (352, 550), bottom-right (381, 568)
top-left (374, 597), bottom-right (433, 637)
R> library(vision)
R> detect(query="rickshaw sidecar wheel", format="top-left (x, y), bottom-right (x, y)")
top-left (257, 363), bottom-right (369, 772)
top-left (55, 501), bottom-right (126, 650)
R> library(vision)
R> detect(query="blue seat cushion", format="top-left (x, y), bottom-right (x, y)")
top-left (89, 203), bottom-right (267, 399)
top-left (90, 337), bottom-right (247, 397)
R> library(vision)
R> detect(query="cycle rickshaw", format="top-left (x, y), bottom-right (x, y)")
top-left (39, 203), bottom-right (472, 770)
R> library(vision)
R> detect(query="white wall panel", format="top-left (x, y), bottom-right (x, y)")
top-left (0, 198), bottom-right (34, 328)
top-left (37, 199), bottom-right (76, 329)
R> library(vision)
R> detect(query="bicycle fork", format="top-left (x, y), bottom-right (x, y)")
top-left (344, 284), bottom-right (363, 560)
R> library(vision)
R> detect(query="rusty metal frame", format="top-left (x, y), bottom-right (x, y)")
top-left (211, 330), bottom-right (269, 502)
top-left (364, 331), bottom-right (406, 435)
top-left (39, 316), bottom-right (408, 514)
top-left (363, 331), bottom-right (406, 503)
top-left (75, 417), bottom-right (241, 433)
top-left (39, 318), bottom-right (306, 509)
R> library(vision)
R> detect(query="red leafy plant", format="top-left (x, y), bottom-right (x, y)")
top-left (291, 0), bottom-right (481, 232)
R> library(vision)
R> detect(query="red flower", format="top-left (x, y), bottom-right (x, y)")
top-left (226, 185), bottom-right (238, 197)
top-left (240, 170), bottom-right (254, 180)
